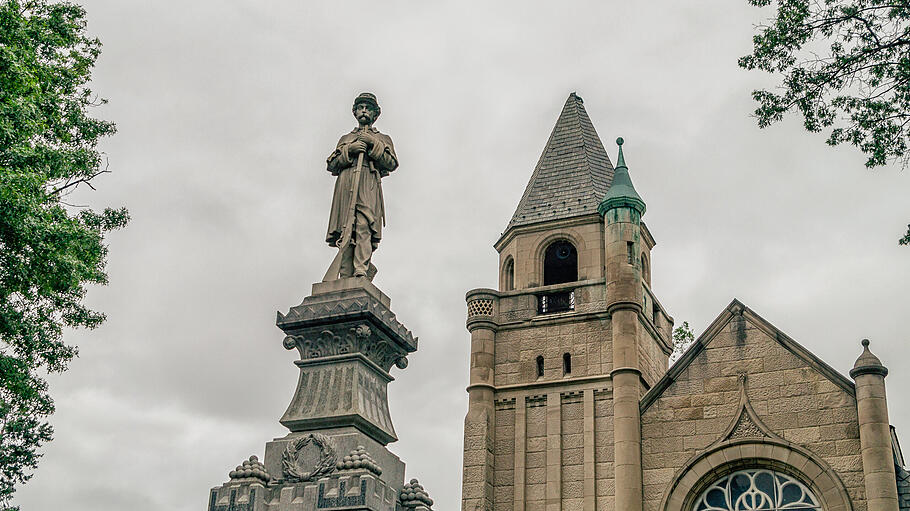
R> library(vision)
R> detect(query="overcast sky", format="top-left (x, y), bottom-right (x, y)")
top-left (14, 1), bottom-right (910, 510)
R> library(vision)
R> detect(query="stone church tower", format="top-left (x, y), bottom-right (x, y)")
top-left (462, 93), bottom-right (674, 511)
top-left (461, 93), bottom-right (909, 511)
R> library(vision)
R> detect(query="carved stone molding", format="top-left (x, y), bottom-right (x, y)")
top-left (399, 478), bottom-right (434, 509)
top-left (283, 323), bottom-right (405, 372)
top-left (229, 455), bottom-right (271, 484)
top-left (278, 292), bottom-right (416, 351)
top-left (277, 286), bottom-right (416, 375)
top-left (335, 445), bottom-right (382, 476)
top-left (713, 375), bottom-right (783, 446)
top-left (727, 409), bottom-right (765, 440)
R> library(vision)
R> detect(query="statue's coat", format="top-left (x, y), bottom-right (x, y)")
top-left (325, 126), bottom-right (398, 247)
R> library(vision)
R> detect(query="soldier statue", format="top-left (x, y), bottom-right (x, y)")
top-left (323, 93), bottom-right (398, 281)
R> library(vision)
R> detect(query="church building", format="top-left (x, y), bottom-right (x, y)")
top-left (461, 93), bottom-right (910, 511)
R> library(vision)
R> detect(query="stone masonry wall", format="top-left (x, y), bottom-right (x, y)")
top-left (638, 324), bottom-right (668, 389)
top-left (494, 319), bottom-right (612, 387)
top-left (494, 401), bottom-right (515, 511)
top-left (593, 391), bottom-right (615, 511)
top-left (497, 219), bottom-right (604, 291)
top-left (640, 315), bottom-right (864, 511)
top-left (561, 394), bottom-right (585, 511)
top-left (462, 404), bottom-right (494, 511)
top-left (526, 398), bottom-right (548, 511)
top-left (490, 388), bottom-right (614, 511)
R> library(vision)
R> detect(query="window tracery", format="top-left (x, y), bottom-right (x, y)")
top-left (693, 469), bottom-right (820, 511)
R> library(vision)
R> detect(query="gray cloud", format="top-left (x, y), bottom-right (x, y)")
top-left (14, 1), bottom-right (910, 510)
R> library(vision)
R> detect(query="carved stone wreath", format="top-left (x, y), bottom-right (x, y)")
top-left (281, 433), bottom-right (338, 482)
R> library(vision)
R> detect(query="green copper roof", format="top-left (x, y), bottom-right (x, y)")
top-left (506, 93), bottom-right (615, 229)
top-left (598, 137), bottom-right (646, 216)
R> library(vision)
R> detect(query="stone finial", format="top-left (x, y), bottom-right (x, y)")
top-left (229, 455), bottom-right (271, 484)
top-left (335, 445), bottom-right (382, 475)
top-left (399, 478), bottom-right (434, 508)
top-left (615, 137), bottom-right (626, 168)
top-left (850, 338), bottom-right (889, 378)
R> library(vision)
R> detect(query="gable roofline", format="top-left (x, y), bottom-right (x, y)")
top-left (640, 221), bottom-right (656, 250)
top-left (641, 298), bottom-right (856, 414)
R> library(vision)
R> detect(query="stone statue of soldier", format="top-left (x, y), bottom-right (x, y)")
top-left (323, 93), bottom-right (398, 281)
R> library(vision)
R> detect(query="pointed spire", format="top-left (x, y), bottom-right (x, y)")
top-left (506, 93), bottom-right (615, 230)
top-left (598, 137), bottom-right (646, 216)
top-left (615, 136), bottom-right (627, 169)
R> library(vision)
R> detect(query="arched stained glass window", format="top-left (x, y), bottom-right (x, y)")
top-left (693, 469), bottom-right (821, 511)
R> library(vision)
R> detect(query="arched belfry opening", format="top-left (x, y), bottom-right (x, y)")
top-left (543, 240), bottom-right (577, 286)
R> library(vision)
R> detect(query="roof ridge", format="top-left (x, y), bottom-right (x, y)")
top-left (573, 96), bottom-right (599, 198)
top-left (579, 103), bottom-right (611, 197)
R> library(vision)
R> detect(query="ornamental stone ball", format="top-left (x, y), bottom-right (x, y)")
top-left (322, 93), bottom-right (399, 282)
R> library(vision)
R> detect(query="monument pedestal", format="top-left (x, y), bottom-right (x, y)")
top-left (207, 278), bottom-right (429, 511)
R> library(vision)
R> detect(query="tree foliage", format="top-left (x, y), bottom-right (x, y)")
top-left (739, 0), bottom-right (910, 244)
top-left (670, 321), bottom-right (696, 365)
top-left (0, 1), bottom-right (127, 508)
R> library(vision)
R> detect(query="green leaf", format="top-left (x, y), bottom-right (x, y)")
top-left (0, 1), bottom-right (127, 507)
top-left (739, 0), bottom-right (910, 245)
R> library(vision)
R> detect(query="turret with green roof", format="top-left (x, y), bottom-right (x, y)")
top-left (598, 137), bottom-right (646, 216)
top-left (600, 136), bottom-right (649, 511)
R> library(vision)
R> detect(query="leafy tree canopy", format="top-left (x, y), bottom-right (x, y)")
top-left (0, 1), bottom-right (127, 508)
top-left (739, 0), bottom-right (910, 244)
top-left (670, 321), bottom-right (696, 365)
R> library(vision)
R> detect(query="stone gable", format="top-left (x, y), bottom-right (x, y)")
top-left (640, 301), bottom-right (863, 511)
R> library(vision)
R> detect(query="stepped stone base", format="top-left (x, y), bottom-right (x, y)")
top-left (207, 278), bottom-right (431, 511)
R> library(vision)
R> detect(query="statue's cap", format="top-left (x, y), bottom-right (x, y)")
top-left (353, 92), bottom-right (380, 111)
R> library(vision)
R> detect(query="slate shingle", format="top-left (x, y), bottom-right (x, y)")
top-left (897, 464), bottom-right (910, 511)
top-left (507, 93), bottom-right (614, 229)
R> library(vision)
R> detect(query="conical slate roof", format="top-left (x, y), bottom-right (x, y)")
top-left (506, 93), bottom-right (615, 229)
